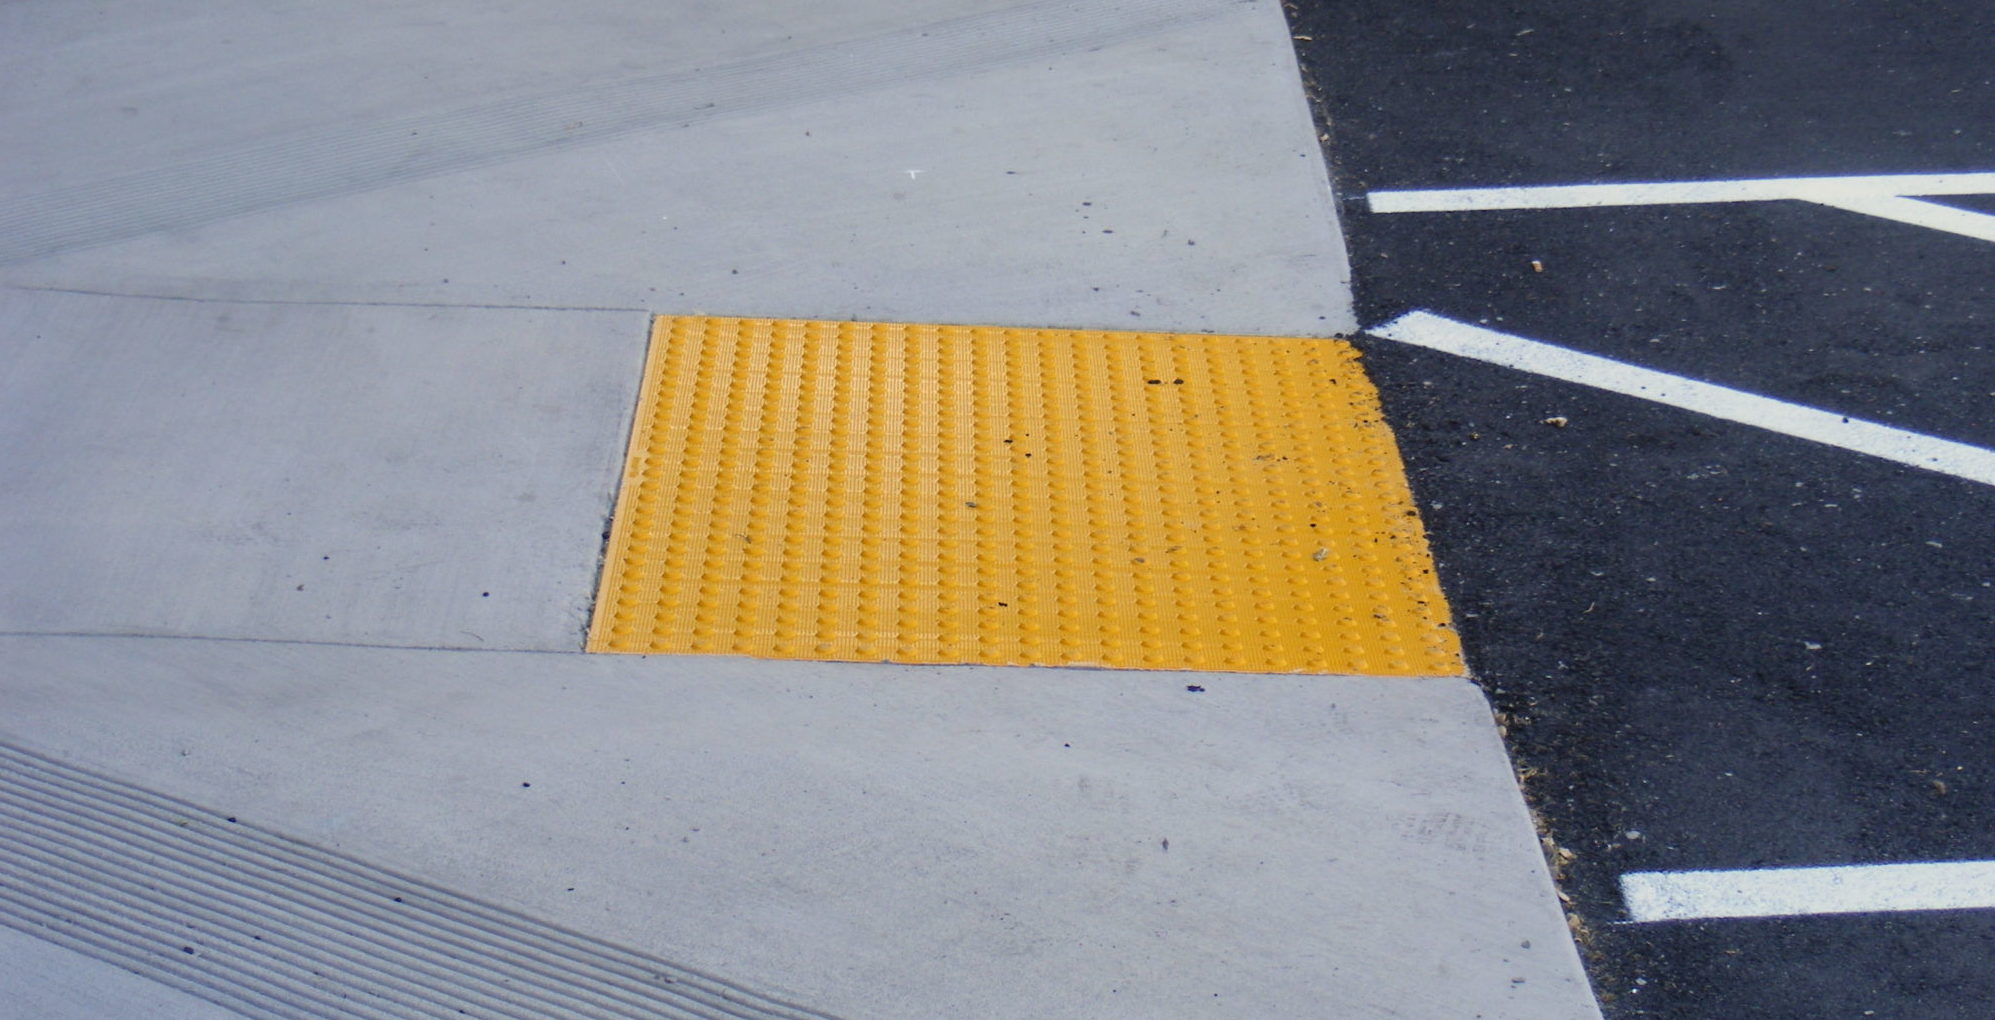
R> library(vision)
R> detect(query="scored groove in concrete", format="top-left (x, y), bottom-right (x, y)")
top-left (0, 741), bottom-right (844, 1020)
top-left (588, 315), bottom-right (1460, 674)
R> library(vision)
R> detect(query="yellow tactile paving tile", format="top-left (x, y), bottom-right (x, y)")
top-left (586, 316), bottom-right (1461, 675)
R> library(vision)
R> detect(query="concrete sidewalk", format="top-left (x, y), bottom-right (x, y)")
top-left (0, 1), bottom-right (1599, 1016)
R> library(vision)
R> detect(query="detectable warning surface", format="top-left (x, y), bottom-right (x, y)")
top-left (587, 316), bottom-right (1460, 675)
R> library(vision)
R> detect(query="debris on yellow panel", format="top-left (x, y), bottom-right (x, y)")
top-left (587, 316), bottom-right (1461, 675)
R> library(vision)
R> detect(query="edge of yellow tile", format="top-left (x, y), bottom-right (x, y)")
top-left (584, 314), bottom-right (675, 654)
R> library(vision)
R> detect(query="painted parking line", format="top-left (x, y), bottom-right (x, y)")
top-left (1369, 311), bottom-right (1995, 488)
top-left (1622, 861), bottom-right (1995, 922)
top-left (587, 316), bottom-right (1461, 675)
top-left (1368, 172), bottom-right (1995, 243)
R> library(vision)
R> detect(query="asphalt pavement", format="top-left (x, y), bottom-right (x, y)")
top-left (1289, 1), bottom-right (1995, 1017)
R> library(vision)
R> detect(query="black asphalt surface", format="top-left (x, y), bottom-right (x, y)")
top-left (1285, 2), bottom-right (1995, 1017)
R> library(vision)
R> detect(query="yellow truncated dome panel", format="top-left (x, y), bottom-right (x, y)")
top-left (587, 316), bottom-right (1460, 675)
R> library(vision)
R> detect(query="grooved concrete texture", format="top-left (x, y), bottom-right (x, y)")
top-left (2, 636), bottom-right (1597, 1020)
top-left (2, 742), bottom-right (842, 1020)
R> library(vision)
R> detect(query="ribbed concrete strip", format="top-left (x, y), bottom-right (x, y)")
top-left (0, 742), bottom-right (843, 1020)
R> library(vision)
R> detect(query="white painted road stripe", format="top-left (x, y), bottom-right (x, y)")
top-left (1368, 311), bottom-right (1995, 489)
top-left (1801, 191), bottom-right (1995, 244)
top-left (1366, 171), bottom-right (1995, 212)
top-left (1366, 171), bottom-right (1995, 244)
top-left (1622, 861), bottom-right (1995, 922)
